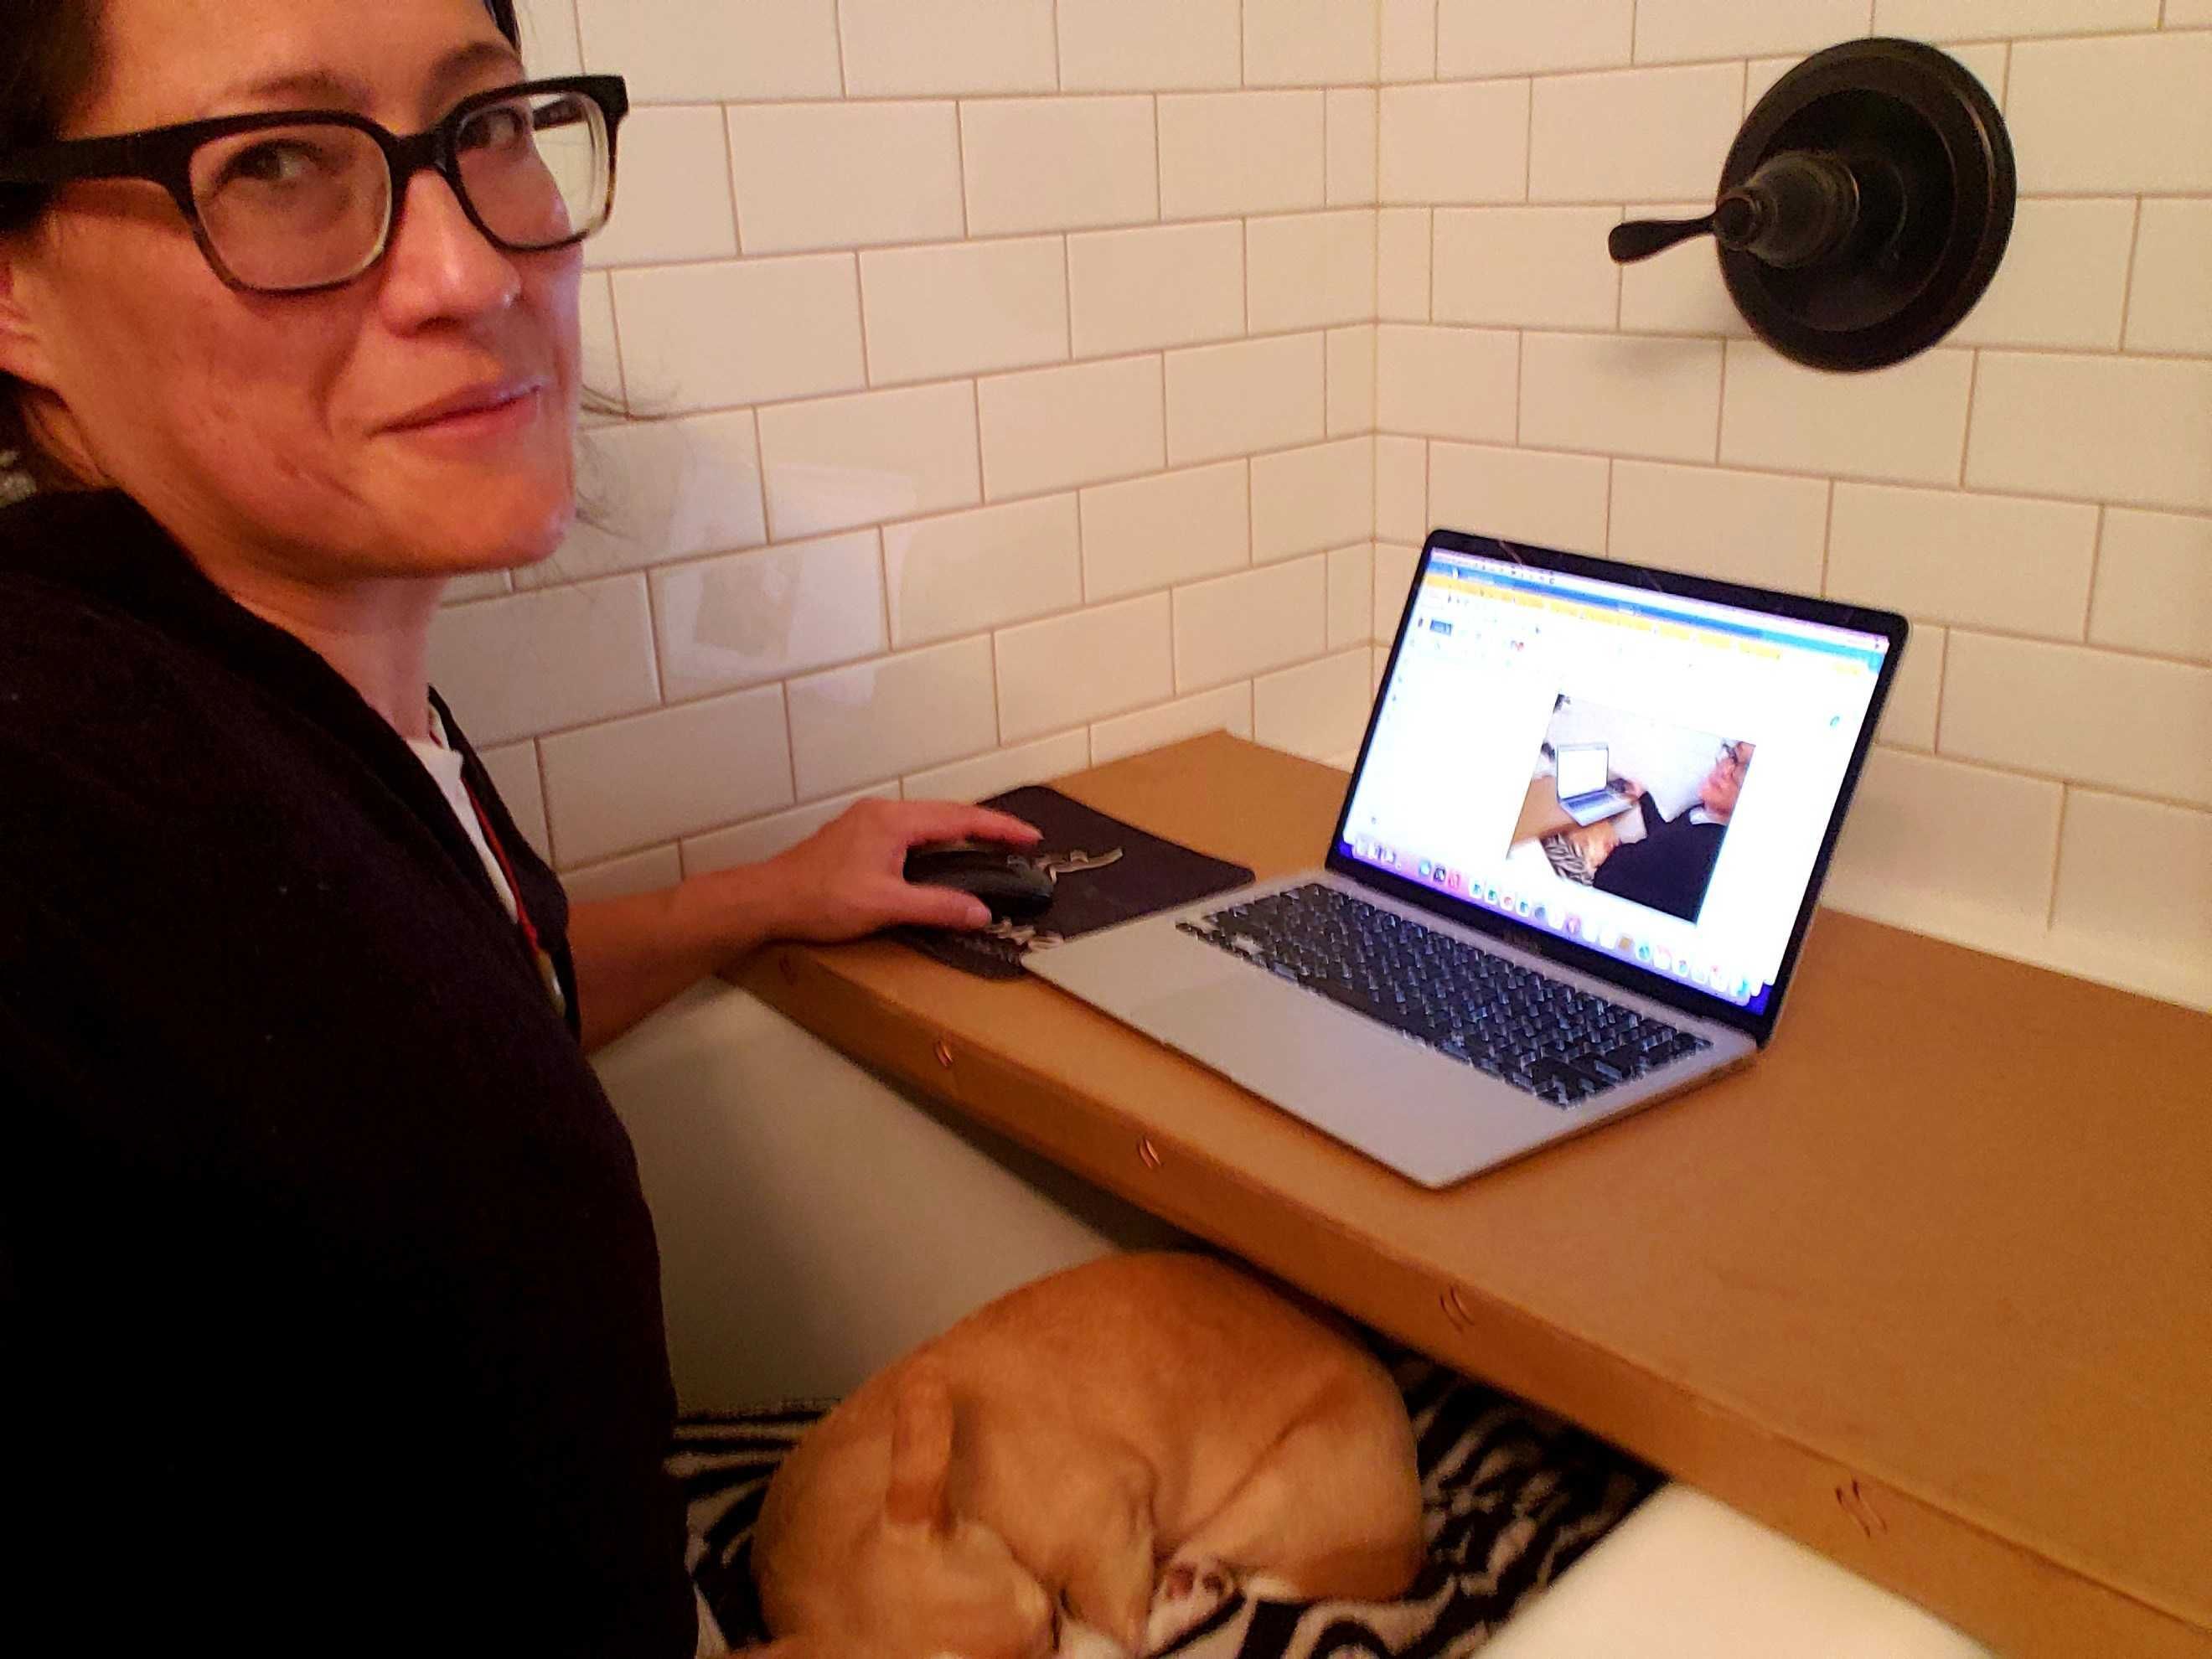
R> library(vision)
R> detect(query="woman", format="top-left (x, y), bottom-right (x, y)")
top-left (0, 2), bottom-right (1032, 1651)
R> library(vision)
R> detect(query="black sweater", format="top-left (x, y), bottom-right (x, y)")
top-left (0, 491), bottom-right (692, 1656)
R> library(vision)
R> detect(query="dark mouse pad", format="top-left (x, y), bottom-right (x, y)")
top-left (892, 785), bottom-right (1253, 980)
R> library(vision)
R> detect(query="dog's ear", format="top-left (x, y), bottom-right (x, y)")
top-left (884, 1367), bottom-right (955, 1533)
top-left (734, 1640), bottom-right (812, 1659)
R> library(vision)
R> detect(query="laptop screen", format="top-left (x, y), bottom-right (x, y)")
top-left (1336, 536), bottom-right (1898, 1021)
top-left (1553, 744), bottom-right (1608, 799)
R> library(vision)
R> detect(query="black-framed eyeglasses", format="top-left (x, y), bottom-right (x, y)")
top-left (0, 75), bottom-right (628, 295)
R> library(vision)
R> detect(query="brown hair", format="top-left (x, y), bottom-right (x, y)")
top-left (0, 0), bottom-right (523, 493)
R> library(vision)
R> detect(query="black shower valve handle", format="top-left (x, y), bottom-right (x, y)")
top-left (1610, 152), bottom-right (1863, 270)
top-left (1607, 211), bottom-right (1718, 263)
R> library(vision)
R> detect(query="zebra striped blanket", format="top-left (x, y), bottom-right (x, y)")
top-left (671, 1354), bottom-right (1655, 1657)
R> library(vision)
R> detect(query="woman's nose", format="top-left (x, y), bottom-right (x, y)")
top-left (377, 167), bottom-right (524, 324)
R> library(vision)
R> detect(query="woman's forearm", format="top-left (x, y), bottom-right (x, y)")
top-left (566, 866), bottom-right (789, 1053)
top-left (561, 797), bottom-right (1041, 1053)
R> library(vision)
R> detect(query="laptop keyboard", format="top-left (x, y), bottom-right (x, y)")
top-left (1177, 882), bottom-right (1711, 1109)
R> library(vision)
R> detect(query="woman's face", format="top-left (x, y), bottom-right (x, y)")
top-left (0, 0), bottom-right (582, 582)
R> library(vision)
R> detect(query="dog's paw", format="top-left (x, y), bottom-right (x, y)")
top-left (1144, 1557), bottom-right (1238, 1654)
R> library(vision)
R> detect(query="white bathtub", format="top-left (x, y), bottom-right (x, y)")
top-left (596, 981), bottom-right (1991, 1658)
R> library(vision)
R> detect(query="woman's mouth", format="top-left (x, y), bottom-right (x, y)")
top-left (386, 379), bottom-right (548, 441)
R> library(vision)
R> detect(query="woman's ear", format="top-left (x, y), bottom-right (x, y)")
top-left (0, 241), bottom-right (58, 391)
top-left (883, 1367), bottom-right (955, 1533)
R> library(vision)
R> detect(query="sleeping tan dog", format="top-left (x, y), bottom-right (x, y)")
top-left (749, 1252), bottom-right (1424, 1659)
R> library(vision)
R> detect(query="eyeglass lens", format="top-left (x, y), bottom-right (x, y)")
top-left (185, 88), bottom-right (610, 292)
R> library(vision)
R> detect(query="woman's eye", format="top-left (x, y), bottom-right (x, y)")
top-left (459, 105), bottom-right (530, 153)
top-left (221, 139), bottom-right (324, 188)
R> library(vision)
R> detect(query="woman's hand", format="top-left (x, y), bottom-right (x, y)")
top-left (760, 797), bottom-right (1044, 941)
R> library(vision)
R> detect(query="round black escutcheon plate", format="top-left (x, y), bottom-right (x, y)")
top-left (1612, 39), bottom-right (2015, 371)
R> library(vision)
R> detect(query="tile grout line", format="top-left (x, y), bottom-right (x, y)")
top-left (1153, 94), bottom-right (1165, 229)
top-left (1711, 337), bottom-right (1729, 464)
top-left (530, 736), bottom-right (558, 871)
top-left (969, 378), bottom-right (986, 504)
top-left (716, 103), bottom-right (746, 258)
top-left (870, 524), bottom-right (895, 664)
top-left (1522, 65), bottom-right (1535, 203)
top-left (847, 250), bottom-right (875, 388)
top-left (2081, 505), bottom-right (2106, 644)
top-left (1512, 328), bottom-right (1524, 443)
top-left (2113, 195), bottom-right (2146, 350)
top-left (2045, 787), bottom-right (2071, 928)
top-left (953, 101), bottom-right (972, 239)
top-left (1955, 349), bottom-right (1981, 487)
top-left (1819, 478), bottom-right (1837, 594)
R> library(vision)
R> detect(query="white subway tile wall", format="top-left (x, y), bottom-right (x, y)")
top-left (426, 5), bottom-right (2209, 1010)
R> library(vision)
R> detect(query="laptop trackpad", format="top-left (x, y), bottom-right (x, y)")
top-left (1126, 977), bottom-right (1545, 1184)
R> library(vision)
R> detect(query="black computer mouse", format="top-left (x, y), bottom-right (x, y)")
top-left (903, 844), bottom-right (1056, 923)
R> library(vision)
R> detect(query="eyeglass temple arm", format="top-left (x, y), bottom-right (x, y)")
top-left (0, 130), bottom-right (156, 188)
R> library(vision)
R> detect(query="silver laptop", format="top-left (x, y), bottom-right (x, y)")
top-left (1552, 742), bottom-right (1636, 825)
top-left (1030, 530), bottom-right (1908, 1188)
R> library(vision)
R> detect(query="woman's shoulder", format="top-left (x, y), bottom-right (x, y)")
top-left (0, 483), bottom-right (153, 569)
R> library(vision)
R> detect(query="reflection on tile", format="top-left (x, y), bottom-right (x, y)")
top-left (540, 685), bottom-right (794, 866)
top-left (541, 411), bottom-right (767, 587)
top-left (884, 494), bottom-right (1082, 648)
top-left (427, 576), bottom-right (659, 747)
top-left (653, 530), bottom-right (887, 700)
top-left (787, 636), bottom-right (1001, 798)
top-left (758, 382), bottom-right (981, 543)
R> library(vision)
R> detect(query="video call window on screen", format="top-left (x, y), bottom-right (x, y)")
top-left (1341, 550), bottom-right (1887, 1011)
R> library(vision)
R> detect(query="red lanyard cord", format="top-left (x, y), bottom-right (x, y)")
top-left (460, 776), bottom-right (543, 959)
